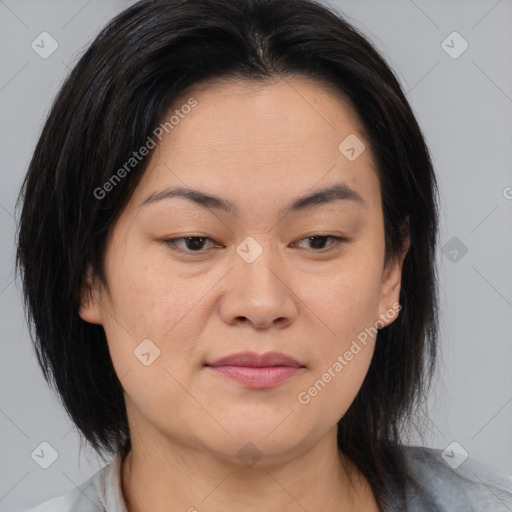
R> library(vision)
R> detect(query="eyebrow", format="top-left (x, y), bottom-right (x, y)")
top-left (140, 182), bottom-right (366, 215)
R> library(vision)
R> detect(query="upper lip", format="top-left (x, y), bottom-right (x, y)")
top-left (206, 351), bottom-right (304, 368)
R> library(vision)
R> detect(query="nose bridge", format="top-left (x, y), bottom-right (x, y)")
top-left (219, 233), bottom-right (297, 329)
top-left (235, 234), bottom-right (285, 296)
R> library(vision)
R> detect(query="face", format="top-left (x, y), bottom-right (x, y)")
top-left (80, 76), bottom-right (408, 466)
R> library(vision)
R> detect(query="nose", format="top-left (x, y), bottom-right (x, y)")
top-left (218, 238), bottom-right (299, 330)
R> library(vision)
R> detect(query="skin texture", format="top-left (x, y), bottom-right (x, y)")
top-left (80, 76), bottom-right (409, 512)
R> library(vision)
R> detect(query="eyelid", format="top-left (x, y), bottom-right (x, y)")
top-left (162, 236), bottom-right (220, 253)
top-left (161, 234), bottom-right (349, 255)
top-left (291, 235), bottom-right (348, 252)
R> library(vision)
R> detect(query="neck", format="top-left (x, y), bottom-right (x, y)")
top-left (120, 428), bottom-right (381, 512)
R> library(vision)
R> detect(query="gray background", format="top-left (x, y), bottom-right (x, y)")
top-left (1, 0), bottom-right (511, 510)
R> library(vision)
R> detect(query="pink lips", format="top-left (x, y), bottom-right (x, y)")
top-left (205, 351), bottom-right (305, 388)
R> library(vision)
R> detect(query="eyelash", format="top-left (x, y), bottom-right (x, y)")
top-left (162, 234), bottom-right (348, 255)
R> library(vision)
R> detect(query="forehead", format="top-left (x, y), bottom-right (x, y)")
top-left (165, 76), bottom-right (369, 157)
top-left (129, 76), bottom-right (380, 212)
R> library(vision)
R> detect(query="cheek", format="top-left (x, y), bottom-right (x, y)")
top-left (297, 344), bottom-right (374, 431)
top-left (294, 252), bottom-right (383, 413)
top-left (99, 242), bottom-right (219, 389)
top-left (98, 251), bottom-right (206, 436)
top-left (103, 241), bottom-right (196, 334)
top-left (302, 253), bottom-right (383, 345)
top-left (296, 276), bottom-right (381, 425)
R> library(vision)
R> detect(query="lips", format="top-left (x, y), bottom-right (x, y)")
top-left (205, 351), bottom-right (305, 388)
top-left (205, 351), bottom-right (304, 368)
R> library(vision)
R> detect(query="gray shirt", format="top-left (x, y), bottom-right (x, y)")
top-left (24, 445), bottom-right (512, 512)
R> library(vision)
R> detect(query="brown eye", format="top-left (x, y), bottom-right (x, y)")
top-left (293, 235), bottom-right (347, 252)
top-left (163, 236), bottom-right (217, 253)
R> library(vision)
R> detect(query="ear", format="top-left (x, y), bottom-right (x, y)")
top-left (78, 265), bottom-right (103, 325)
top-left (377, 217), bottom-right (410, 328)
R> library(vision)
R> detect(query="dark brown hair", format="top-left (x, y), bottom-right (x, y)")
top-left (16, 0), bottom-right (439, 507)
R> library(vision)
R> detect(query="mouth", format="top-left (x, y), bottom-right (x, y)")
top-left (204, 351), bottom-right (306, 388)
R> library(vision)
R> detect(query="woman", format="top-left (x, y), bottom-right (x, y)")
top-left (16, 0), bottom-right (512, 510)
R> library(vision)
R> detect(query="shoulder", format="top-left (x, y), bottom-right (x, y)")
top-left (401, 444), bottom-right (512, 511)
top-left (22, 455), bottom-right (123, 512)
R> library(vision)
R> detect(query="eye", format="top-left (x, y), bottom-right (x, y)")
top-left (163, 236), bottom-right (219, 253)
top-left (162, 234), bottom-right (348, 255)
top-left (293, 235), bottom-right (347, 252)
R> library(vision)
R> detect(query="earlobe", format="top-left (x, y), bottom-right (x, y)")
top-left (78, 265), bottom-right (103, 325)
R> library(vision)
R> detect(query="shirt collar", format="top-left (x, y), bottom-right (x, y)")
top-left (101, 452), bottom-right (129, 512)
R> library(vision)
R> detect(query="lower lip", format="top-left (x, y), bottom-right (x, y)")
top-left (206, 365), bottom-right (302, 388)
